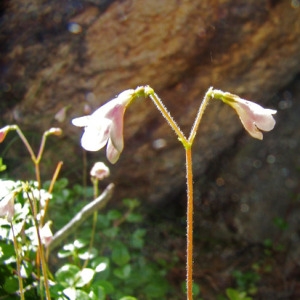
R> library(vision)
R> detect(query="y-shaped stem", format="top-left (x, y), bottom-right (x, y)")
top-left (144, 86), bottom-right (214, 300)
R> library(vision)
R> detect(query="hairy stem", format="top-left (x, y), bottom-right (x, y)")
top-left (185, 145), bottom-right (194, 300)
top-left (188, 87), bottom-right (213, 144)
top-left (147, 90), bottom-right (187, 144)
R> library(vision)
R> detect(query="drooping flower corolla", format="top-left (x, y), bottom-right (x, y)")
top-left (90, 162), bottom-right (110, 180)
top-left (219, 92), bottom-right (277, 140)
top-left (72, 89), bottom-right (135, 163)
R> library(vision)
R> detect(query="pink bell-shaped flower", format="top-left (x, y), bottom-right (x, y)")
top-left (220, 92), bottom-right (277, 140)
top-left (72, 89), bottom-right (135, 163)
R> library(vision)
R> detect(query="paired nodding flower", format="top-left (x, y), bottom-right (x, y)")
top-left (72, 87), bottom-right (277, 163)
top-left (72, 89), bottom-right (135, 164)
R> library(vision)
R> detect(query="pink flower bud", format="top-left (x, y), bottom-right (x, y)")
top-left (47, 127), bottom-right (63, 136)
top-left (90, 162), bottom-right (110, 180)
top-left (0, 126), bottom-right (10, 143)
top-left (54, 106), bottom-right (69, 123)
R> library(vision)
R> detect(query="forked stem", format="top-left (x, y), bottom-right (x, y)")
top-left (145, 86), bottom-right (213, 299)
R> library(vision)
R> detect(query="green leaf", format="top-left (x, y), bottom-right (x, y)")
top-left (102, 227), bottom-right (119, 238)
top-left (226, 288), bottom-right (252, 300)
top-left (92, 280), bottom-right (114, 294)
top-left (107, 209), bottom-right (122, 220)
top-left (0, 158), bottom-right (7, 172)
top-left (3, 276), bottom-right (19, 293)
top-left (119, 297), bottom-right (137, 300)
top-left (273, 217), bottom-right (288, 230)
top-left (91, 257), bottom-right (109, 273)
top-left (90, 285), bottom-right (105, 300)
top-left (97, 214), bottom-right (110, 229)
top-left (49, 282), bottom-right (67, 299)
top-left (55, 264), bottom-right (81, 287)
top-left (73, 239), bottom-right (87, 249)
top-left (56, 178), bottom-right (69, 189)
top-left (111, 243), bottom-right (130, 266)
top-left (74, 290), bottom-right (92, 300)
top-left (181, 282), bottom-right (201, 297)
top-left (126, 213), bottom-right (142, 223)
top-left (62, 287), bottom-right (76, 300)
top-left (122, 198), bottom-right (140, 209)
top-left (75, 268), bottom-right (95, 287)
top-left (78, 247), bottom-right (98, 260)
top-left (113, 264), bottom-right (131, 279)
top-left (130, 228), bottom-right (146, 249)
top-left (0, 242), bottom-right (15, 263)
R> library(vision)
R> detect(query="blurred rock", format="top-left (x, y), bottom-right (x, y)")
top-left (0, 0), bottom-right (300, 205)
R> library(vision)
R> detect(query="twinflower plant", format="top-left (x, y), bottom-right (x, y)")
top-left (72, 86), bottom-right (277, 300)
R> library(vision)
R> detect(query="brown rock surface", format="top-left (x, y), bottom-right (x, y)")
top-left (1, 0), bottom-right (300, 204)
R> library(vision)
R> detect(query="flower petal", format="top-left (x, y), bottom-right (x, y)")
top-left (108, 104), bottom-right (125, 152)
top-left (81, 119), bottom-right (111, 151)
top-left (72, 116), bottom-right (91, 127)
top-left (116, 89), bottom-right (135, 106)
top-left (234, 100), bottom-right (277, 139)
top-left (106, 138), bottom-right (121, 164)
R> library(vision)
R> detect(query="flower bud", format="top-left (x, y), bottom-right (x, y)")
top-left (0, 126), bottom-right (10, 143)
top-left (90, 162), bottom-right (110, 180)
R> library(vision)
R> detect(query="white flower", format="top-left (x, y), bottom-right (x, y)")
top-left (72, 89), bottom-right (135, 163)
top-left (220, 92), bottom-right (277, 140)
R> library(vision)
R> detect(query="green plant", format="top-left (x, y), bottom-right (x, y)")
top-left (0, 84), bottom-right (277, 299)
top-left (0, 127), bottom-right (174, 299)
top-left (72, 85), bottom-right (276, 299)
top-left (233, 270), bottom-right (260, 292)
top-left (226, 288), bottom-right (252, 300)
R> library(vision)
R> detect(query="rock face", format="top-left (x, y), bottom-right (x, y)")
top-left (1, 0), bottom-right (300, 205)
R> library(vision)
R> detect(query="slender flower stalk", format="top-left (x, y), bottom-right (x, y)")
top-left (26, 190), bottom-right (51, 300)
top-left (83, 162), bottom-right (110, 269)
top-left (11, 223), bottom-right (25, 300)
top-left (41, 161), bottom-right (64, 227)
top-left (185, 145), bottom-right (194, 300)
top-left (144, 86), bottom-right (187, 143)
top-left (0, 125), bottom-right (62, 188)
top-left (189, 87), bottom-right (213, 144)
